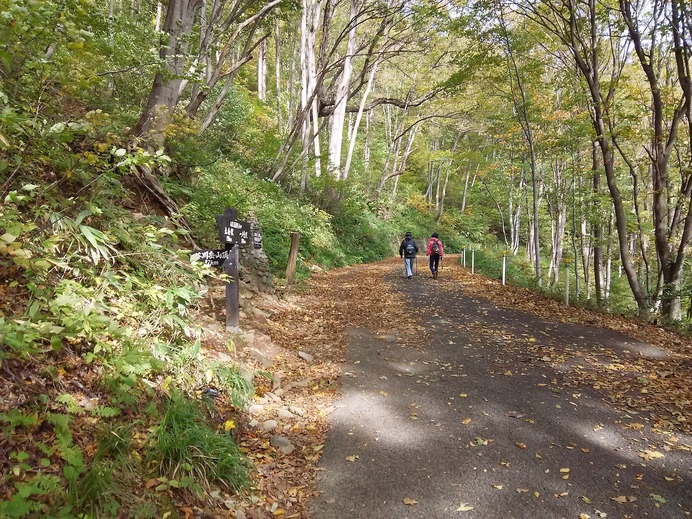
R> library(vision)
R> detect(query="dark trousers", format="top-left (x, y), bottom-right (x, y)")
top-left (429, 254), bottom-right (440, 274)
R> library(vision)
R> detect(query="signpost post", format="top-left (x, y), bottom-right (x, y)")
top-left (223, 246), bottom-right (240, 330)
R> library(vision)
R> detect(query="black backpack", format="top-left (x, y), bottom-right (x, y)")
top-left (405, 239), bottom-right (415, 255)
top-left (431, 239), bottom-right (440, 255)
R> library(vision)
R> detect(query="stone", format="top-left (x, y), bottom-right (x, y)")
top-left (279, 445), bottom-right (295, 455)
top-left (248, 404), bottom-right (265, 416)
top-left (270, 435), bottom-right (292, 448)
top-left (235, 510), bottom-right (246, 519)
top-left (249, 419), bottom-right (259, 428)
top-left (277, 409), bottom-right (295, 420)
top-left (261, 420), bottom-right (278, 432)
top-left (250, 348), bottom-right (272, 368)
top-left (274, 388), bottom-right (285, 397)
top-left (265, 392), bottom-right (281, 403)
top-left (270, 435), bottom-right (295, 455)
top-left (272, 374), bottom-right (282, 390)
top-left (298, 351), bottom-right (314, 363)
top-left (288, 406), bottom-right (305, 417)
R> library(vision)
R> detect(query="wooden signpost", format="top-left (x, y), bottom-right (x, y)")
top-left (193, 208), bottom-right (259, 331)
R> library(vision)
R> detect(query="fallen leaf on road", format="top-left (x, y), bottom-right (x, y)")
top-left (559, 468), bottom-right (570, 473)
top-left (492, 484), bottom-right (503, 490)
top-left (650, 494), bottom-right (666, 504)
top-left (462, 418), bottom-right (471, 425)
top-left (581, 496), bottom-right (592, 504)
top-left (516, 442), bottom-right (526, 449)
top-left (516, 488), bottom-right (529, 493)
top-left (581, 448), bottom-right (590, 453)
top-left (456, 502), bottom-right (474, 512)
top-left (403, 498), bottom-right (418, 505)
top-left (345, 455), bottom-right (357, 462)
top-left (639, 450), bottom-right (664, 460)
top-left (459, 393), bottom-right (468, 398)
top-left (579, 514), bottom-right (590, 519)
top-left (507, 411), bottom-right (526, 419)
top-left (611, 496), bottom-right (637, 504)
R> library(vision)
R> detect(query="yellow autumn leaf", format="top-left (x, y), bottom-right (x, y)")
top-left (346, 455), bottom-right (357, 462)
top-left (459, 393), bottom-right (468, 398)
top-left (492, 484), bottom-right (503, 490)
top-left (403, 498), bottom-right (418, 505)
top-left (462, 418), bottom-right (471, 425)
top-left (559, 468), bottom-right (570, 473)
top-left (639, 449), bottom-right (664, 460)
top-left (457, 502), bottom-right (474, 511)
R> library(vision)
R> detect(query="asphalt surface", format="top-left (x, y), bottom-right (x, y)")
top-left (309, 266), bottom-right (692, 518)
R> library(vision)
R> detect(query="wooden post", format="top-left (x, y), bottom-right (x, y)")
top-left (223, 245), bottom-right (239, 330)
top-left (286, 231), bottom-right (300, 285)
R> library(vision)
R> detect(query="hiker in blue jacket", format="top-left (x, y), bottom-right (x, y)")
top-left (399, 232), bottom-right (419, 279)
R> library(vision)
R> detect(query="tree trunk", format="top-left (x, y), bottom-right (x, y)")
top-left (327, 0), bottom-right (359, 178)
top-left (592, 142), bottom-right (604, 305)
top-left (343, 51), bottom-right (381, 180)
top-left (258, 38), bottom-right (267, 100)
top-left (275, 11), bottom-right (282, 130)
top-left (499, 8), bottom-right (541, 285)
top-left (133, 0), bottom-right (202, 144)
top-left (437, 160), bottom-right (451, 223)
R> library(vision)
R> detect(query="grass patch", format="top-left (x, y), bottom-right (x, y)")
top-left (154, 393), bottom-right (252, 494)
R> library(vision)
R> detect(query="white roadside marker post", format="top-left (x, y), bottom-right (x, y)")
top-left (471, 247), bottom-right (475, 274)
top-left (502, 250), bottom-right (506, 286)
top-left (565, 258), bottom-right (570, 306)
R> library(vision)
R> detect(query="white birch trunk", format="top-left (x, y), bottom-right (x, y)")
top-left (155, 0), bottom-right (162, 30)
top-left (327, 0), bottom-right (359, 178)
top-left (258, 39), bottom-right (267, 101)
top-left (275, 12), bottom-right (282, 129)
top-left (307, 0), bottom-right (322, 177)
top-left (364, 109), bottom-right (371, 173)
top-left (343, 58), bottom-right (379, 180)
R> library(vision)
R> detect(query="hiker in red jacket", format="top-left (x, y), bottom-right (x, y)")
top-left (426, 233), bottom-right (443, 279)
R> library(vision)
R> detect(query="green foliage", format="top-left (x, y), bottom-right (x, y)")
top-left (208, 362), bottom-right (255, 409)
top-left (154, 393), bottom-right (252, 493)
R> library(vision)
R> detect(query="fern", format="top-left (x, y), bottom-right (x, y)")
top-left (56, 394), bottom-right (85, 415)
top-left (90, 405), bottom-right (121, 418)
top-left (0, 410), bottom-right (38, 431)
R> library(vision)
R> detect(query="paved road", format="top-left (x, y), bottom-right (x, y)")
top-left (310, 266), bottom-right (692, 518)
